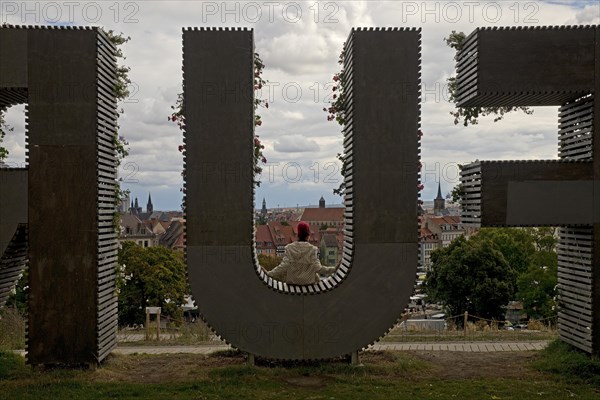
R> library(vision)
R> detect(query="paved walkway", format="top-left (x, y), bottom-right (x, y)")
top-left (111, 341), bottom-right (549, 355)
top-left (12, 341), bottom-right (549, 357)
top-left (372, 341), bottom-right (548, 352)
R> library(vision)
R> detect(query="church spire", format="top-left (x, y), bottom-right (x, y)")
top-left (147, 193), bottom-right (153, 214)
top-left (261, 197), bottom-right (267, 216)
top-left (434, 182), bottom-right (445, 215)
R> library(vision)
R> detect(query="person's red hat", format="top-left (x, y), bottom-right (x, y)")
top-left (297, 221), bottom-right (310, 238)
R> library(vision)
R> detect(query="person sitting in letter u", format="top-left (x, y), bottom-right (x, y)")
top-left (265, 221), bottom-right (336, 285)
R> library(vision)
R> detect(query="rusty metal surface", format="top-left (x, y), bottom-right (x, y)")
top-left (184, 27), bottom-right (420, 359)
top-left (457, 25), bottom-right (600, 355)
top-left (456, 26), bottom-right (596, 107)
top-left (0, 25), bottom-right (118, 365)
top-left (462, 160), bottom-right (594, 226)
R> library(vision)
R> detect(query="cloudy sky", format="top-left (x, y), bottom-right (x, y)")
top-left (2, 0), bottom-right (599, 210)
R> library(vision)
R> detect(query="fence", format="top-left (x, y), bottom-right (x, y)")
top-left (384, 312), bottom-right (558, 343)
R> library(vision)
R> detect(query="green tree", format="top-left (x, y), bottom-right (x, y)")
top-left (517, 229), bottom-right (558, 320)
top-left (425, 236), bottom-right (517, 322)
top-left (257, 254), bottom-right (282, 272)
top-left (445, 30), bottom-right (533, 126)
top-left (470, 228), bottom-right (535, 275)
top-left (525, 227), bottom-right (557, 252)
top-left (117, 242), bottom-right (189, 327)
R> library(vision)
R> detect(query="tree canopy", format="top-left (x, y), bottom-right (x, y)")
top-left (470, 228), bottom-right (535, 275)
top-left (426, 227), bottom-right (559, 322)
top-left (425, 236), bottom-right (516, 322)
top-left (517, 229), bottom-right (558, 320)
top-left (257, 254), bottom-right (282, 272)
top-left (117, 242), bottom-right (189, 327)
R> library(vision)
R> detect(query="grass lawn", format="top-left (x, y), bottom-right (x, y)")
top-left (1, 341), bottom-right (598, 400)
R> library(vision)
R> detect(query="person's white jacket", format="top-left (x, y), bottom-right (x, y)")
top-left (266, 241), bottom-right (336, 285)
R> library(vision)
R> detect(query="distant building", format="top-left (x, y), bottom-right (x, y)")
top-left (130, 197), bottom-right (143, 216)
top-left (419, 227), bottom-right (441, 272)
top-left (255, 224), bottom-right (276, 256)
top-left (119, 213), bottom-right (158, 248)
top-left (426, 215), bottom-right (464, 246)
top-left (159, 220), bottom-right (185, 252)
top-left (433, 182), bottom-right (446, 216)
top-left (119, 191), bottom-right (130, 213)
top-left (320, 233), bottom-right (341, 266)
top-left (261, 198), bottom-right (267, 220)
top-left (146, 193), bottom-right (153, 214)
top-left (418, 214), bottom-right (466, 272)
top-left (301, 197), bottom-right (344, 228)
top-left (267, 221), bottom-right (295, 257)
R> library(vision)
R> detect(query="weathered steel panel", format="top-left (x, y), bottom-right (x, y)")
top-left (457, 25), bottom-right (600, 355)
top-left (0, 25), bottom-right (118, 365)
top-left (456, 26), bottom-right (596, 107)
top-left (185, 28), bottom-right (420, 359)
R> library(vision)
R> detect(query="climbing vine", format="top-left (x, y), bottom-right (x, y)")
top-left (323, 44), bottom-right (347, 196)
top-left (0, 111), bottom-right (11, 162)
top-left (105, 30), bottom-right (132, 230)
top-left (445, 31), bottom-right (533, 126)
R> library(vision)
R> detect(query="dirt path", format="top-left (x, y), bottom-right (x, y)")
top-left (408, 350), bottom-right (540, 380)
top-left (89, 349), bottom-right (545, 384)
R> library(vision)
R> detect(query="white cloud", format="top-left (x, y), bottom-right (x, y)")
top-left (2, 0), bottom-right (598, 208)
top-left (273, 135), bottom-right (321, 153)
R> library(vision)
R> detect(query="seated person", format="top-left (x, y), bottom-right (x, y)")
top-left (265, 221), bottom-right (336, 285)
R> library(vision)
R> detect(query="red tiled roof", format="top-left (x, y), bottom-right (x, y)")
top-left (255, 225), bottom-right (273, 244)
top-left (160, 221), bottom-right (171, 230)
top-left (267, 222), bottom-right (295, 247)
top-left (300, 207), bottom-right (344, 223)
top-left (419, 227), bottom-right (439, 241)
top-left (428, 215), bottom-right (462, 226)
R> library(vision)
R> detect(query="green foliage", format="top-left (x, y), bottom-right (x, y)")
top-left (332, 152), bottom-right (346, 196)
top-left (525, 226), bottom-right (558, 252)
top-left (425, 236), bottom-right (517, 322)
top-left (104, 30), bottom-right (130, 166)
top-left (4, 268), bottom-right (27, 316)
top-left (324, 44), bottom-right (348, 197)
top-left (0, 351), bottom-right (29, 380)
top-left (470, 228), bottom-right (535, 275)
top-left (0, 307), bottom-right (25, 350)
top-left (257, 254), bottom-right (282, 271)
top-left (427, 227), bottom-right (559, 322)
top-left (517, 240), bottom-right (558, 320)
top-left (445, 30), bottom-right (533, 126)
top-left (117, 242), bottom-right (189, 327)
top-left (449, 183), bottom-right (464, 204)
top-left (533, 340), bottom-right (600, 386)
